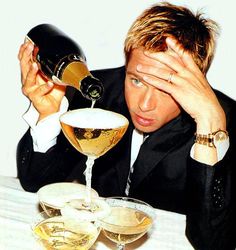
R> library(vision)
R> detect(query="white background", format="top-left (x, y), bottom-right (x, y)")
top-left (0, 0), bottom-right (235, 176)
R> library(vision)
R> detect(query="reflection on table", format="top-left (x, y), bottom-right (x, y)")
top-left (0, 175), bottom-right (194, 250)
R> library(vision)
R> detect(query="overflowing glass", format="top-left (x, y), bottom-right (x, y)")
top-left (33, 108), bottom-right (155, 249)
top-left (32, 209), bottom-right (100, 250)
top-left (59, 108), bottom-right (129, 205)
top-left (99, 197), bottom-right (155, 250)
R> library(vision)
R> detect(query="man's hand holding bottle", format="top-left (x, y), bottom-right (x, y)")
top-left (18, 41), bottom-right (66, 122)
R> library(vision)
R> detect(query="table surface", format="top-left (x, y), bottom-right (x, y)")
top-left (0, 175), bottom-right (194, 250)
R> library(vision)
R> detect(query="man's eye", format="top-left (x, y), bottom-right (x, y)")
top-left (131, 78), bottom-right (143, 87)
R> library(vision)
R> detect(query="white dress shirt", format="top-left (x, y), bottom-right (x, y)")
top-left (23, 97), bottom-right (69, 152)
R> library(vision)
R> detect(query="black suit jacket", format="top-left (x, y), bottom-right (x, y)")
top-left (17, 66), bottom-right (236, 249)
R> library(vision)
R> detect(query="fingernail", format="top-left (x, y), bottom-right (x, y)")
top-left (144, 51), bottom-right (150, 55)
top-left (47, 81), bottom-right (54, 88)
top-left (32, 62), bottom-right (38, 70)
top-left (27, 43), bottom-right (34, 51)
top-left (136, 64), bottom-right (142, 71)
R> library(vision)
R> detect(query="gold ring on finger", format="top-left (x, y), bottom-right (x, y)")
top-left (167, 72), bottom-right (174, 83)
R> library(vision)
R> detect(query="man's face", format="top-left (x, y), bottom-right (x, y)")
top-left (125, 48), bottom-right (181, 133)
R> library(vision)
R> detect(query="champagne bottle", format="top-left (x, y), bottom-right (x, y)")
top-left (26, 23), bottom-right (103, 101)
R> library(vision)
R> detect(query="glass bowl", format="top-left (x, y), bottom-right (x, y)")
top-left (37, 182), bottom-right (99, 217)
top-left (32, 209), bottom-right (100, 250)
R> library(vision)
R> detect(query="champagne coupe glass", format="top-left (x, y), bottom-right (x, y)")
top-left (99, 197), bottom-right (156, 250)
top-left (59, 108), bottom-right (129, 207)
top-left (37, 182), bottom-right (99, 217)
top-left (32, 209), bottom-right (100, 250)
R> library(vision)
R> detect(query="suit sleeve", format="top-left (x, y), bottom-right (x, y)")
top-left (16, 129), bottom-right (86, 192)
top-left (16, 87), bottom-right (90, 192)
top-left (185, 100), bottom-right (236, 250)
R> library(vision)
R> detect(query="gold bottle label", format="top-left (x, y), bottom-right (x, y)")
top-left (61, 61), bottom-right (90, 90)
top-left (54, 54), bottom-right (90, 90)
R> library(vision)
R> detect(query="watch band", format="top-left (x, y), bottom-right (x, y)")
top-left (195, 130), bottom-right (228, 148)
top-left (195, 133), bottom-right (215, 147)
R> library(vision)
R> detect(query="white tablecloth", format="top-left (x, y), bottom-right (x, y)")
top-left (0, 175), bottom-right (193, 250)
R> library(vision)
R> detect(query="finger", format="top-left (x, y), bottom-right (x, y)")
top-left (20, 42), bottom-right (34, 65)
top-left (144, 49), bottom-right (199, 86)
top-left (28, 81), bottom-right (54, 101)
top-left (137, 51), bottom-right (178, 82)
top-left (18, 41), bottom-right (32, 60)
top-left (22, 62), bottom-right (38, 91)
top-left (143, 74), bottom-right (177, 96)
top-left (144, 49), bottom-right (186, 78)
top-left (167, 72), bottom-right (174, 84)
top-left (21, 63), bottom-right (38, 97)
top-left (17, 43), bottom-right (28, 61)
top-left (18, 41), bottom-right (34, 61)
top-left (137, 64), bottom-right (175, 83)
top-left (166, 37), bottom-right (198, 72)
top-left (20, 44), bottom-right (35, 83)
top-left (34, 81), bottom-right (54, 97)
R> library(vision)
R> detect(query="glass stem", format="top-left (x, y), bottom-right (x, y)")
top-left (84, 156), bottom-right (96, 204)
top-left (116, 244), bottom-right (125, 250)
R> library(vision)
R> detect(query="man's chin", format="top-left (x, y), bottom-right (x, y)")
top-left (133, 123), bottom-right (157, 134)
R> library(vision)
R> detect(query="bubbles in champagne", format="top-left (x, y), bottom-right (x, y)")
top-left (60, 108), bottom-right (129, 158)
top-left (59, 108), bottom-right (129, 212)
top-left (100, 198), bottom-right (155, 246)
top-left (61, 198), bottom-right (111, 222)
top-left (60, 108), bottom-right (129, 129)
top-left (33, 216), bottom-right (99, 249)
top-left (37, 183), bottom-right (98, 209)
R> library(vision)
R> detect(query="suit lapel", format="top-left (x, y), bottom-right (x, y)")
top-left (129, 113), bottom-right (194, 192)
top-left (114, 118), bottom-right (134, 193)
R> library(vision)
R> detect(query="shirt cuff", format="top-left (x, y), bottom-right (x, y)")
top-left (22, 97), bottom-right (69, 153)
top-left (190, 137), bottom-right (230, 162)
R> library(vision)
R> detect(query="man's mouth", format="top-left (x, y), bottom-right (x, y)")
top-left (134, 113), bottom-right (155, 127)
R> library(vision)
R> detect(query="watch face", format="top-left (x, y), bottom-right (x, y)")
top-left (214, 130), bottom-right (228, 142)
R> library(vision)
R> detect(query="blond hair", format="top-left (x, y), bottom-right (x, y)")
top-left (124, 2), bottom-right (219, 74)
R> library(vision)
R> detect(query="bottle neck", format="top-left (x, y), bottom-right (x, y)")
top-left (80, 76), bottom-right (104, 100)
top-left (61, 61), bottom-right (90, 89)
top-left (61, 62), bottom-right (103, 100)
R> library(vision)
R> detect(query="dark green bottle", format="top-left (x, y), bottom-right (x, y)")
top-left (26, 23), bottom-right (103, 101)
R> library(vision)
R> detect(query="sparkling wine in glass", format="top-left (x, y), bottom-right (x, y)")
top-left (59, 108), bottom-right (129, 205)
top-left (32, 209), bottom-right (100, 250)
top-left (37, 182), bottom-right (99, 217)
top-left (99, 197), bottom-right (156, 250)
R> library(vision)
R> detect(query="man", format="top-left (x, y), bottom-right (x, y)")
top-left (17, 2), bottom-right (236, 249)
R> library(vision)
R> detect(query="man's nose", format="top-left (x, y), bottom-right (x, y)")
top-left (138, 88), bottom-right (156, 112)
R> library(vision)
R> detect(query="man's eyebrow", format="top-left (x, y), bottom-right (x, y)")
top-left (126, 71), bottom-right (144, 82)
top-left (126, 70), bottom-right (140, 78)
top-left (126, 70), bottom-right (133, 75)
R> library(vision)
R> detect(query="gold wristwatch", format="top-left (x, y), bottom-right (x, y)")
top-left (195, 129), bottom-right (228, 148)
